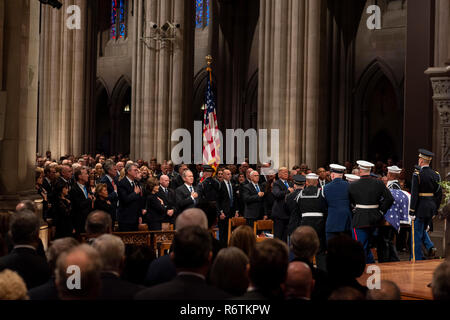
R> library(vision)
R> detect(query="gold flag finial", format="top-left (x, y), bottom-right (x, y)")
top-left (206, 55), bottom-right (213, 67)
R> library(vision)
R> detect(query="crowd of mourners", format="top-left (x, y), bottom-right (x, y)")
top-left (0, 151), bottom-right (448, 300)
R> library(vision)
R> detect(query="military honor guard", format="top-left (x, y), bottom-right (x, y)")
top-left (297, 173), bottom-right (328, 271)
top-left (323, 164), bottom-right (352, 242)
top-left (386, 166), bottom-right (402, 190)
top-left (286, 175), bottom-right (306, 238)
top-left (348, 161), bottom-right (394, 263)
top-left (345, 174), bottom-right (360, 183)
top-left (410, 149), bottom-right (442, 261)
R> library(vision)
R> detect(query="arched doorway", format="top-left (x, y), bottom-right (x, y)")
top-left (111, 76), bottom-right (132, 156)
top-left (95, 80), bottom-right (111, 155)
top-left (352, 59), bottom-right (404, 163)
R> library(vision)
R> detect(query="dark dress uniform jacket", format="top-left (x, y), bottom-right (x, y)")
top-left (197, 177), bottom-right (220, 202)
top-left (117, 178), bottom-right (144, 227)
top-left (410, 166), bottom-right (443, 219)
top-left (271, 179), bottom-right (292, 220)
top-left (241, 182), bottom-right (265, 220)
top-left (323, 178), bottom-right (352, 233)
top-left (348, 176), bottom-right (394, 228)
top-left (287, 189), bottom-right (302, 235)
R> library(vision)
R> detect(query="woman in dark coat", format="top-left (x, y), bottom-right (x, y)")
top-left (144, 177), bottom-right (168, 231)
top-left (54, 182), bottom-right (74, 239)
top-left (93, 183), bottom-right (116, 221)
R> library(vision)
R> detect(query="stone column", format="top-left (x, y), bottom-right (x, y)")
top-left (258, 0), bottom-right (326, 169)
top-left (38, 0), bottom-right (96, 159)
top-left (0, 0), bottom-right (40, 209)
top-left (131, 0), bottom-right (194, 161)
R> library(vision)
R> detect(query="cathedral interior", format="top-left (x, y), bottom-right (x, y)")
top-left (0, 0), bottom-right (449, 204)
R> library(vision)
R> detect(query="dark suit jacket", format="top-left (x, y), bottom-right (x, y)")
top-left (135, 274), bottom-right (231, 300)
top-left (175, 184), bottom-right (197, 213)
top-left (42, 178), bottom-right (53, 194)
top-left (28, 277), bottom-right (58, 300)
top-left (99, 272), bottom-right (145, 300)
top-left (145, 194), bottom-right (167, 229)
top-left (271, 179), bottom-right (292, 220)
top-left (0, 247), bottom-right (51, 290)
top-left (144, 255), bottom-right (177, 287)
top-left (218, 180), bottom-right (237, 217)
top-left (117, 178), bottom-right (144, 227)
top-left (241, 183), bottom-right (265, 220)
top-left (236, 288), bottom-right (284, 300)
top-left (69, 183), bottom-right (93, 234)
top-left (100, 175), bottom-right (119, 210)
top-left (156, 187), bottom-right (177, 222)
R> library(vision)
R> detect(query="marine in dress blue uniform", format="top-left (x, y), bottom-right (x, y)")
top-left (323, 164), bottom-right (352, 242)
top-left (410, 149), bottom-right (442, 261)
top-left (348, 161), bottom-right (394, 263)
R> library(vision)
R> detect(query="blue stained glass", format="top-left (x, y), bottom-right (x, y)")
top-left (119, 0), bottom-right (126, 38)
top-left (111, 0), bottom-right (117, 39)
top-left (195, 0), bottom-right (203, 28)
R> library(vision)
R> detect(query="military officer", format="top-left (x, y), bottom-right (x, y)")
top-left (348, 161), bottom-right (394, 263)
top-left (323, 164), bottom-right (352, 242)
top-left (386, 166), bottom-right (402, 190)
top-left (345, 174), bottom-right (360, 183)
top-left (286, 175), bottom-right (306, 238)
top-left (297, 173), bottom-right (328, 271)
top-left (410, 149), bottom-right (442, 261)
top-left (197, 165), bottom-right (220, 202)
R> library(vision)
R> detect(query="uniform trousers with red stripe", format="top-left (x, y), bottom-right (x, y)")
top-left (352, 227), bottom-right (376, 263)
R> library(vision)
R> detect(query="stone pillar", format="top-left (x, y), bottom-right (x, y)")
top-left (0, 0), bottom-right (40, 209)
top-left (131, 0), bottom-right (194, 161)
top-left (38, 0), bottom-right (96, 159)
top-left (258, 0), bottom-right (325, 169)
top-left (425, 0), bottom-right (450, 258)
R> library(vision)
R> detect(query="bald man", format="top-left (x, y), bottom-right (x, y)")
top-left (284, 262), bottom-right (315, 300)
top-left (366, 280), bottom-right (401, 300)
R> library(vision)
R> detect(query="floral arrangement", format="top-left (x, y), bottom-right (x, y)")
top-left (439, 181), bottom-right (450, 210)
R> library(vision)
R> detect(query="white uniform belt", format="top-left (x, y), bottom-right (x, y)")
top-left (302, 212), bottom-right (323, 218)
top-left (355, 204), bottom-right (379, 209)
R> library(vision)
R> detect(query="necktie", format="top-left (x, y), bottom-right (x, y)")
top-left (111, 179), bottom-right (115, 188)
top-left (227, 182), bottom-right (233, 206)
top-left (189, 186), bottom-right (193, 193)
top-left (284, 181), bottom-right (289, 189)
top-left (255, 184), bottom-right (260, 193)
top-left (83, 186), bottom-right (88, 199)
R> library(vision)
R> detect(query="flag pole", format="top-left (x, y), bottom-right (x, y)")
top-left (206, 55), bottom-right (213, 82)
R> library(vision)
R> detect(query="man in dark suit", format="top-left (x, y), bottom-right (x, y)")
top-left (157, 175), bottom-right (176, 223)
top-left (43, 165), bottom-right (56, 194)
top-left (117, 162), bottom-right (144, 232)
top-left (28, 237), bottom-right (79, 300)
top-left (0, 211), bottom-right (51, 290)
top-left (92, 234), bottom-right (145, 299)
top-left (135, 226), bottom-right (231, 300)
top-left (100, 160), bottom-right (119, 224)
top-left (171, 164), bottom-right (188, 190)
top-left (236, 239), bottom-right (288, 300)
top-left (271, 167), bottom-right (294, 242)
top-left (69, 166), bottom-right (94, 234)
top-left (218, 169), bottom-right (238, 245)
top-left (175, 170), bottom-right (199, 213)
top-left (241, 170), bottom-right (265, 228)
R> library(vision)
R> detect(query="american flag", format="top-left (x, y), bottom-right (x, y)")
top-left (202, 74), bottom-right (220, 171)
top-left (385, 189), bottom-right (411, 232)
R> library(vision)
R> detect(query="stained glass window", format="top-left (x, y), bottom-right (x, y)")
top-left (111, 0), bottom-right (117, 39)
top-left (195, 0), bottom-right (210, 29)
top-left (111, 0), bottom-right (127, 40)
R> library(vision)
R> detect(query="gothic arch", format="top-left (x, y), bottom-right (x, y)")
top-left (94, 78), bottom-right (111, 155)
top-left (352, 58), bottom-right (404, 161)
top-left (110, 75), bottom-right (132, 155)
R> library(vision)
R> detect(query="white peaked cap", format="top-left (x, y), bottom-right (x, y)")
top-left (345, 174), bottom-right (361, 182)
top-left (356, 160), bottom-right (374, 170)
